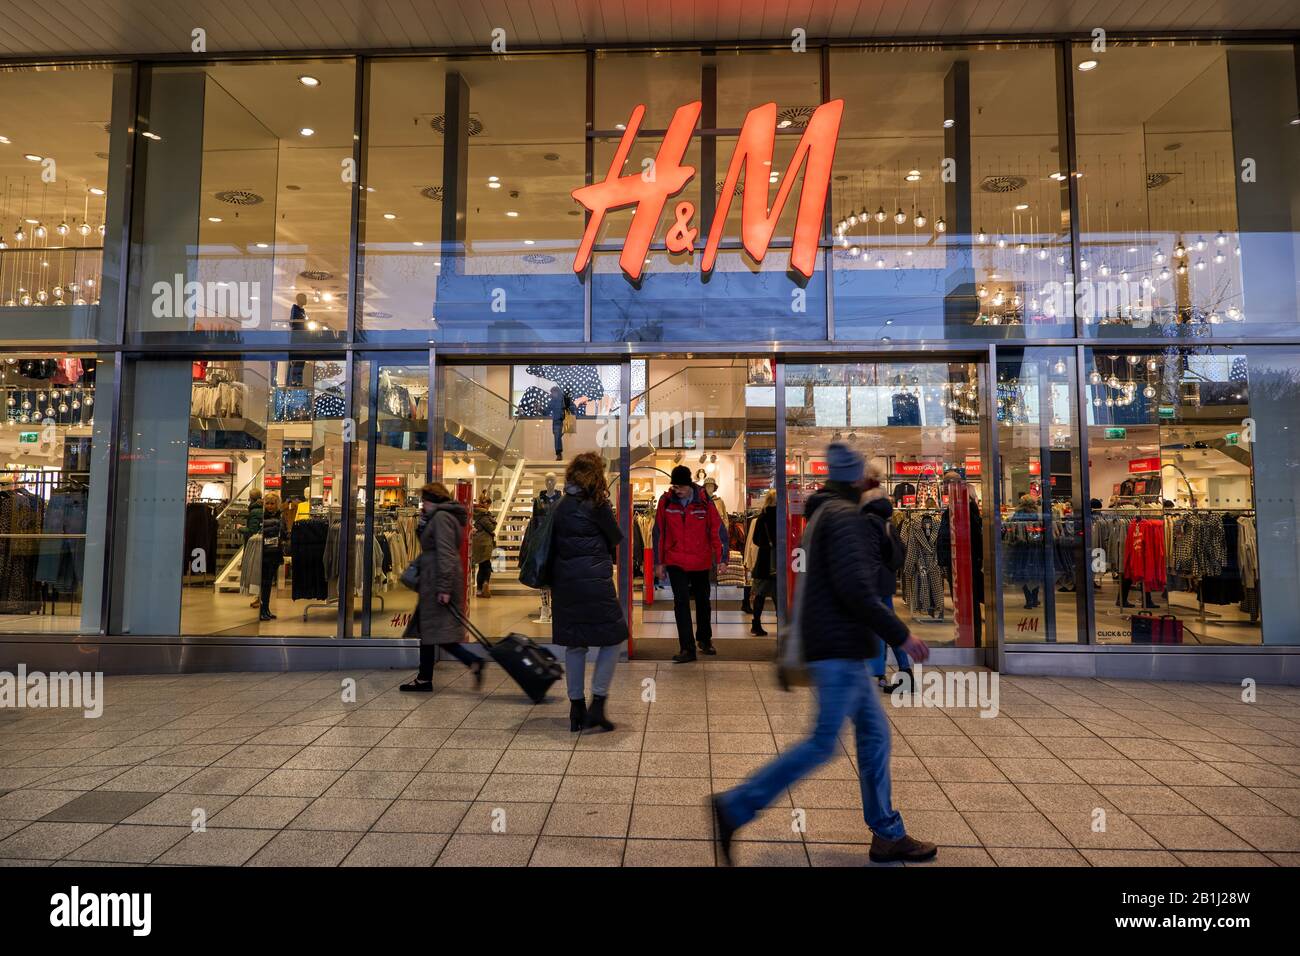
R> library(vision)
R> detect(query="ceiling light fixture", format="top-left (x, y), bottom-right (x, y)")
top-left (1077, 60), bottom-right (1098, 72)
top-left (299, 127), bottom-right (315, 137)
top-left (299, 75), bottom-right (321, 87)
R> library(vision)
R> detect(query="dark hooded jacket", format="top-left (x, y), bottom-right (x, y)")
top-left (798, 481), bottom-right (909, 662)
top-left (550, 484), bottom-right (628, 647)
top-left (861, 492), bottom-right (902, 597)
top-left (403, 498), bottom-right (469, 646)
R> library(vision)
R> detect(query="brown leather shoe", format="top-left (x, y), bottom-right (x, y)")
top-left (869, 832), bottom-right (938, 863)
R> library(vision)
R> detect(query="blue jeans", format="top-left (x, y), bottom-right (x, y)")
top-left (552, 420), bottom-right (564, 457)
top-left (565, 643), bottom-right (623, 700)
top-left (719, 658), bottom-right (905, 840)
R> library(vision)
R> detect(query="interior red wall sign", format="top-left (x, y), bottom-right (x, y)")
top-left (572, 100), bottom-right (845, 280)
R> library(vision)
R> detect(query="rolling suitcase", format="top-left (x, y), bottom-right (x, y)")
top-left (450, 604), bottom-right (563, 704)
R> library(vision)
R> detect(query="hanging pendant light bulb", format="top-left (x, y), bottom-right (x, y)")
top-left (1053, 359), bottom-right (1067, 375)
top-left (1195, 236), bottom-right (1207, 251)
top-left (1213, 250), bottom-right (1225, 264)
top-left (1194, 259), bottom-right (1205, 271)
top-left (1208, 310), bottom-right (1221, 324)
top-left (97, 223), bottom-right (105, 236)
top-left (1215, 231), bottom-right (1227, 246)
top-left (913, 210), bottom-right (926, 228)
top-left (14, 226), bottom-right (25, 243)
top-left (56, 221), bottom-right (69, 237)
top-left (1146, 358), bottom-right (1158, 372)
top-left (1233, 244), bottom-right (1240, 256)
top-left (1143, 385), bottom-right (1156, 398)
top-left (893, 208), bottom-right (906, 225)
top-left (1128, 355), bottom-right (1140, 365)
top-left (935, 217), bottom-right (946, 233)
top-left (977, 285), bottom-right (989, 299)
top-left (976, 227), bottom-right (987, 244)
top-left (34, 224), bottom-right (46, 239)
top-left (1173, 241), bottom-right (1186, 258)
top-left (1176, 262), bottom-right (1188, 275)
top-left (1036, 247), bottom-right (1047, 260)
top-left (78, 221), bottom-right (91, 237)
top-left (874, 256), bottom-right (885, 269)
top-left (847, 245), bottom-right (860, 258)
top-left (1105, 396), bottom-right (1115, 407)
top-left (847, 212), bottom-right (857, 227)
top-left (1098, 262), bottom-right (1109, 276)
top-left (0, 236), bottom-right (6, 250)
top-left (996, 236), bottom-right (1007, 249)
top-left (1159, 267), bottom-right (1170, 281)
top-left (1092, 396), bottom-right (1102, 407)
top-left (1153, 249), bottom-right (1166, 264)
top-left (874, 206), bottom-right (886, 223)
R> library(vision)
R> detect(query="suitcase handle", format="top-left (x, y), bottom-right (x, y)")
top-left (445, 601), bottom-right (494, 649)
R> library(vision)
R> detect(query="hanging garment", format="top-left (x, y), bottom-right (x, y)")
top-left (182, 502), bottom-right (219, 576)
top-left (240, 533), bottom-right (263, 595)
top-left (1122, 518), bottom-right (1167, 592)
top-left (34, 484), bottom-right (88, 593)
top-left (0, 488), bottom-right (45, 613)
top-left (290, 518), bottom-right (330, 600)
top-left (902, 513), bottom-right (943, 618)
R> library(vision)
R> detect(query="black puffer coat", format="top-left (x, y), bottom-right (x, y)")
top-left (550, 485), bottom-right (627, 648)
top-left (798, 482), bottom-right (909, 662)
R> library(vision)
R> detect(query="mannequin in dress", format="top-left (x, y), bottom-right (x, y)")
top-left (533, 473), bottom-right (562, 623)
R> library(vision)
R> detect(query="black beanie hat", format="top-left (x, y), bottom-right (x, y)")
top-left (670, 465), bottom-right (693, 486)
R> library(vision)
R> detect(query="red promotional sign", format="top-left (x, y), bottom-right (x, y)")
top-left (963, 457), bottom-right (982, 476)
top-left (894, 460), bottom-right (942, 476)
top-left (572, 100), bottom-right (844, 280)
top-left (188, 459), bottom-right (230, 475)
top-left (1028, 458), bottom-right (1041, 476)
top-left (1129, 457), bottom-right (1161, 474)
top-left (264, 475), bottom-right (281, 488)
top-left (785, 460), bottom-right (827, 476)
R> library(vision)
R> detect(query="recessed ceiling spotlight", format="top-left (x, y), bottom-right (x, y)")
top-left (506, 210), bottom-right (519, 217)
top-left (299, 127), bottom-right (315, 137)
top-left (255, 242), bottom-right (269, 248)
top-left (87, 187), bottom-right (105, 196)
top-left (207, 216), bottom-right (222, 223)
top-left (487, 181), bottom-right (501, 189)
top-left (412, 240), bottom-right (423, 246)
top-left (23, 154), bottom-right (41, 162)
top-left (299, 75), bottom-right (320, 87)
top-left (0, 135), bottom-right (9, 144)
top-left (1014, 202), bottom-right (1029, 211)
top-left (942, 119), bottom-right (954, 129)
top-left (383, 212), bottom-right (396, 219)
top-left (1077, 60), bottom-right (1098, 72)
top-left (141, 131), bottom-right (162, 141)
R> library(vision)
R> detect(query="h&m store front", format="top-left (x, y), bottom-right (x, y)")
top-left (0, 40), bottom-right (1298, 681)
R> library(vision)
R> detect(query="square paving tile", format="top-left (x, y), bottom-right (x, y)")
top-left (0, 822), bottom-right (109, 860)
top-left (434, 833), bottom-right (537, 867)
top-left (65, 824), bottom-right (191, 864)
top-left (372, 800), bottom-right (472, 833)
top-left (246, 830), bottom-right (363, 866)
top-left (529, 836), bottom-right (625, 866)
top-left (156, 827), bottom-right (275, 866)
top-left (40, 790), bottom-right (163, 824)
top-left (542, 803), bottom-right (631, 839)
top-left (208, 795), bottom-right (311, 829)
top-left (623, 838), bottom-right (715, 866)
top-left (342, 832), bottom-right (449, 866)
top-left (1218, 815), bottom-right (1300, 852)
top-left (1129, 814), bottom-right (1253, 851)
top-left (286, 797), bottom-right (391, 832)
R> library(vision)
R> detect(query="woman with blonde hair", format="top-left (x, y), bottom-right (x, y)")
top-left (549, 452), bottom-right (627, 732)
top-left (258, 492), bottom-right (284, 621)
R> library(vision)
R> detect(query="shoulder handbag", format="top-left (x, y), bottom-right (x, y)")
top-left (400, 514), bottom-right (428, 590)
top-left (518, 500), bottom-right (558, 589)
top-left (562, 408), bottom-right (577, 435)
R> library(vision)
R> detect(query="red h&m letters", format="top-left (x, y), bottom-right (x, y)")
top-left (571, 100), bottom-right (845, 281)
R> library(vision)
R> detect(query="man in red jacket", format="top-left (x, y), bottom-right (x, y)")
top-left (654, 465), bottom-right (728, 663)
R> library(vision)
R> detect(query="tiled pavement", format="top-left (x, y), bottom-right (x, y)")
top-left (1, 663), bottom-right (1299, 867)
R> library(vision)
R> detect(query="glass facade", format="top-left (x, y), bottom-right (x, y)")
top-left (2, 39), bottom-right (1299, 668)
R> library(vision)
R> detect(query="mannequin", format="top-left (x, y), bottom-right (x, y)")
top-left (532, 473), bottom-right (562, 623)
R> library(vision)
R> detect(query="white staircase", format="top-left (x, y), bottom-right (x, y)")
top-left (491, 461), bottom-right (563, 595)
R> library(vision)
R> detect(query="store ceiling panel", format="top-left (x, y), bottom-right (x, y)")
top-left (1, 0), bottom-right (1297, 58)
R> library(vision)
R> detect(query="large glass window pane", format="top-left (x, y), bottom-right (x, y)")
top-left (130, 60), bottom-right (355, 342)
top-left (0, 64), bottom-right (122, 343)
top-left (785, 360), bottom-right (989, 649)
top-left (830, 44), bottom-right (1070, 340)
top-left (356, 356), bottom-right (429, 637)
top-left (1074, 42), bottom-right (1300, 338)
top-left (0, 352), bottom-right (109, 633)
top-left (1085, 347), bottom-right (1265, 645)
top-left (116, 356), bottom-right (348, 637)
top-left (391, 55), bottom-right (585, 344)
top-left (996, 348), bottom-right (1084, 644)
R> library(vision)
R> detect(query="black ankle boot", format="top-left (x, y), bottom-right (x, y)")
top-left (569, 699), bottom-right (587, 733)
top-left (583, 695), bottom-right (615, 733)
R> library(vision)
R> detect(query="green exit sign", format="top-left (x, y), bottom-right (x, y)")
top-left (1225, 432), bottom-right (1240, 445)
top-left (1158, 405), bottom-right (1177, 419)
top-left (18, 432), bottom-right (38, 443)
top-left (1104, 427), bottom-right (1127, 440)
